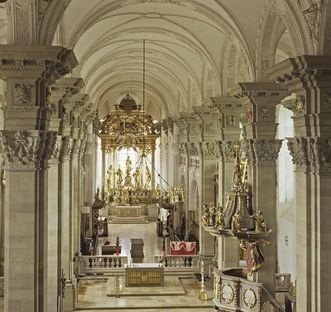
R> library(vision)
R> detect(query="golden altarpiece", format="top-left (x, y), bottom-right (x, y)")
top-left (96, 94), bottom-right (183, 223)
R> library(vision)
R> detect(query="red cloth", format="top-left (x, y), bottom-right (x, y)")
top-left (170, 241), bottom-right (196, 255)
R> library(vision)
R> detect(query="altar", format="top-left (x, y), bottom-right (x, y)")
top-left (115, 205), bottom-right (144, 217)
top-left (125, 263), bottom-right (164, 287)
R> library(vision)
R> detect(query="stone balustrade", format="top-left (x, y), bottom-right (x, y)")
top-left (214, 268), bottom-right (285, 312)
top-left (81, 255), bottom-right (128, 273)
top-left (154, 255), bottom-right (200, 271)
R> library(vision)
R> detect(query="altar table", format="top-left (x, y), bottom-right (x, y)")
top-left (125, 263), bottom-right (164, 287)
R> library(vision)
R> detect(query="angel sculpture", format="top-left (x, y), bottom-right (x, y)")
top-left (208, 203), bottom-right (217, 226)
top-left (251, 210), bottom-right (267, 233)
top-left (215, 206), bottom-right (225, 230)
top-left (231, 211), bottom-right (241, 232)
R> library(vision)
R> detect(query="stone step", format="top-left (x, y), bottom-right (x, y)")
top-left (109, 216), bottom-right (149, 224)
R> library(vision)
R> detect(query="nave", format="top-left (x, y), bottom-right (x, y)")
top-left (76, 223), bottom-right (214, 312)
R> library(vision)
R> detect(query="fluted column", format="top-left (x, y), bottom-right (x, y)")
top-left (269, 56), bottom-right (331, 312)
top-left (232, 82), bottom-right (288, 295)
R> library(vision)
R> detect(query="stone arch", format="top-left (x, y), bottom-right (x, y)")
top-left (257, 0), bottom-right (313, 80)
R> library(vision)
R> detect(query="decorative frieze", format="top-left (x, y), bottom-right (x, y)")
top-left (0, 130), bottom-right (46, 170)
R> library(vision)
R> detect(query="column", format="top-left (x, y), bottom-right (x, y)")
top-left (232, 82), bottom-right (288, 295)
top-left (151, 147), bottom-right (156, 189)
top-left (269, 56), bottom-right (331, 312)
top-left (0, 46), bottom-right (77, 312)
top-left (211, 97), bottom-right (243, 269)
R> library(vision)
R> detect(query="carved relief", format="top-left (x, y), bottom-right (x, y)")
top-left (287, 137), bottom-right (310, 168)
top-left (258, 106), bottom-right (273, 122)
top-left (252, 139), bottom-right (282, 163)
top-left (303, 1), bottom-right (323, 46)
top-left (205, 120), bottom-right (216, 132)
top-left (321, 93), bottom-right (331, 112)
top-left (14, 84), bottom-right (32, 105)
top-left (188, 142), bottom-right (200, 156)
top-left (225, 115), bottom-right (237, 128)
top-left (219, 141), bottom-right (237, 161)
top-left (14, 5), bottom-right (30, 45)
top-left (178, 142), bottom-right (187, 154)
top-left (0, 130), bottom-right (45, 169)
top-left (202, 141), bottom-right (218, 158)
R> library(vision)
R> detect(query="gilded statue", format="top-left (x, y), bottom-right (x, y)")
top-left (126, 156), bottom-right (132, 174)
top-left (231, 211), bottom-right (241, 232)
top-left (116, 167), bottom-right (123, 188)
top-left (145, 166), bottom-right (152, 189)
top-left (215, 206), bottom-right (225, 230)
top-left (202, 204), bottom-right (210, 227)
top-left (251, 210), bottom-right (267, 233)
top-left (133, 167), bottom-right (142, 189)
top-left (154, 184), bottom-right (161, 197)
top-left (208, 203), bottom-right (217, 226)
top-left (105, 165), bottom-right (113, 193)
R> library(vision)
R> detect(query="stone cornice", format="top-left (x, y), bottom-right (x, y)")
top-left (230, 82), bottom-right (289, 98)
top-left (0, 45), bottom-right (78, 84)
top-left (267, 56), bottom-right (331, 87)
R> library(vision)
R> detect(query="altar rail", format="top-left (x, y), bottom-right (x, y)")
top-left (81, 255), bottom-right (128, 273)
top-left (214, 268), bottom-right (285, 312)
top-left (154, 255), bottom-right (199, 272)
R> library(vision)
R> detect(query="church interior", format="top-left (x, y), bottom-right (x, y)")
top-left (0, 0), bottom-right (330, 311)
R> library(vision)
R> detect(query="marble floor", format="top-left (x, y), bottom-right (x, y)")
top-left (77, 276), bottom-right (214, 311)
top-left (99, 222), bottom-right (163, 262)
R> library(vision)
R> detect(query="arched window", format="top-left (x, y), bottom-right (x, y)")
top-left (276, 103), bottom-right (296, 280)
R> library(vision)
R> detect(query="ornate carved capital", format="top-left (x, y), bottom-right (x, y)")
top-left (188, 142), bottom-right (201, 157)
top-left (252, 139), bottom-right (282, 163)
top-left (0, 130), bottom-right (46, 170)
top-left (60, 137), bottom-right (73, 162)
top-left (287, 137), bottom-right (309, 169)
top-left (178, 142), bottom-right (187, 155)
top-left (287, 137), bottom-right (331, 173)
top-left (44, 133), bottom-right (63, 164)
top-left (218, 141), bottom-right (238, 161)
top-left (202, 141), bottom-right (218, 159)
top-left (71, 138), bottom-right (82, 159)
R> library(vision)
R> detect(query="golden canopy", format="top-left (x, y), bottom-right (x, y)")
top-left (97, 94), bottom-right (160, 152)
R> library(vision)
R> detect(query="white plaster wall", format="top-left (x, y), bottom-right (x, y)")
top-left (276, 105), bottom-right (296, 280)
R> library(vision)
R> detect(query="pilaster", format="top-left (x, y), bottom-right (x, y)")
top-left (210, 97), bottom-right (243, 269)
top-left (269, 56), bottom-right (331, 312)
top-left (231, 82), bottom-right (288, 295)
